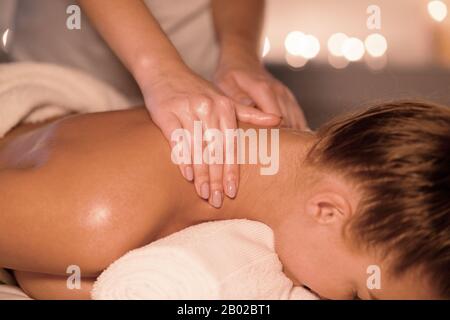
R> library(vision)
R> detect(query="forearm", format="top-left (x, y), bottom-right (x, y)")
top-left (211, 0), bottom-right (265, 64)
top-left (78, 0), bottom-right (187, 87)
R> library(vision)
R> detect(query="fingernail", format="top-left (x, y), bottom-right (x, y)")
top-left (200, 183), bottom-right (210, 200)
top-left (211, 190), bottom-right (223, 208)
top-left (185, 167), bottom-right (194, 181)
top-left (265, 113), bottom-right (282, 120)
top-left (240, 98), bottom-right (254, 106)
top-left (226, 181), bottom-right (237, 198)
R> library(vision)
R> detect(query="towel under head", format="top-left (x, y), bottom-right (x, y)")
top-left (92, 219), bottom-right (318, 300)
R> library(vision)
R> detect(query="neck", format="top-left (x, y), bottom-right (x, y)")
top-left (193, 128), bottom-right (317, 231)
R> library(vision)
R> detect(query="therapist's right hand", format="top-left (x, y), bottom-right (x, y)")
top-left (141, 63), bottom-right (281, 208)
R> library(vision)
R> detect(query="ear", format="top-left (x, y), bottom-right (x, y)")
top-left (304, 191), bottom-right (353, 225)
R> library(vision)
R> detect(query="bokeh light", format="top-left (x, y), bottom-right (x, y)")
top-left (262, 37), bottom-right (271, 58)
top-left (327, 33), bottom-right (348, 57)
top-left (365, 33), bottom-right (388, 57)
top-left (342, 37), bottom-right (365, 61)
top-left (285, 31), bottom-right (305, 56)
top-left (2, 29), bottom-right (9, 48)
top-left (284, 31), bottom-right (320, 59)
top-left (365, 54), bottom-right (388, 71)
top-left (328, 54), bottom-right (350, 69)
top-left (428, 0), bottom-right (448, 22)
top-left (302, 35), bottom-right (321, 59)
top-left (285, 53), bottom-right (309, 69)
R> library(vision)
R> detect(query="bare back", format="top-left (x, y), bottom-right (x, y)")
top-left (0, 108), bottom-right (206, 278)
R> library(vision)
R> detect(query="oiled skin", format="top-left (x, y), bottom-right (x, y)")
top-left (0, 108), bottom-right (243, 299)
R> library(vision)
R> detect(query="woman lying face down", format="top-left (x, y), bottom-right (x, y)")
top-left (0, 101), bottom-right (448, 300)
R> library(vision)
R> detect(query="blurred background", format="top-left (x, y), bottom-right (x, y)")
top-left (261, 0), bottom-right (450, 128)
top-left (1, 0), bottom-right (450, 129)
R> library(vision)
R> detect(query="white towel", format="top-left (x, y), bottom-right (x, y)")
top-left (92, 219), bottom-right (318, 300)
top-left (0, 62), bottom-right (132, 138)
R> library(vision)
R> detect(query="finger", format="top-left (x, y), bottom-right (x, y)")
top-left (276, 93), bottom-right (293, 128)
top-left (219, 105), bottom-right (239, 199)
top-left (201, 114), bottom-right (224, 208)
top-left (274, 85), bottom-right (302, 129)
top-left (180, 115), bottom-right (210, 200)
top-left (218, 76), bottom-right (254, 106)
top-left (235, 104), bottom-right (281, 126)
top-left (156, 114), bottom-right (194, 182)
top-left (234, 74), bottom-right (282, 117)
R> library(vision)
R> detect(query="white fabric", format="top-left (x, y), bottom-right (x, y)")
top-left (0, 62), bottom-right (131, 138)
top-left (92, 219), bottom-right (319, 300)
top-left (0, 285), bottom-right (31, 300)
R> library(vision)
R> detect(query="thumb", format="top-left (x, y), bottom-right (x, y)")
top-left (235, 104), bottom-right (281, 126)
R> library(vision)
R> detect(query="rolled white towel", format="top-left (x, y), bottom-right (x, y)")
top-left (0, 62), bottom-right (133, 138)
top-left (92, 219), bottom-right (318, 300)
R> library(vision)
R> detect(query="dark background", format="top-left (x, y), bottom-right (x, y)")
top-left (268, 63), bottom-right (450, 129)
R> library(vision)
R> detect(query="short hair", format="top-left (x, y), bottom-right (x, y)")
top-left (308, 100), bottom-right (450, 298)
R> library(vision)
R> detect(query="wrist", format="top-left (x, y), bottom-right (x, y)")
top-left (132, 53), bottom-right (189, 92)
top-left (218, 36), bottom-right (261, 69)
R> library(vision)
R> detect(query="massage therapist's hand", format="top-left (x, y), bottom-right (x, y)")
top-left (76, 0), bottom-right (281, 208)
top-left (214, 53), bottom-right (309, 130)
top-left (141, 63), bottom-right (281, 208)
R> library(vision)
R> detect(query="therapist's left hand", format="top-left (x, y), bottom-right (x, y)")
top-left (214, 55), bottom-right (308, 130)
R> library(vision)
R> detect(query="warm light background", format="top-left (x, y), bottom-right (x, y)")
top-left (263, 0), bottom-right (438, 67)
top-left (260, 0), bottom-right (450, 128)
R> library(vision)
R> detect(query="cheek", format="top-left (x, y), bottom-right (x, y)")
top-left (273, 221), bottom-right (354, 299)
top-left (273, 221), bottom-right (326, 285)
top-left (289, 253), bottom-right (354, 300)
